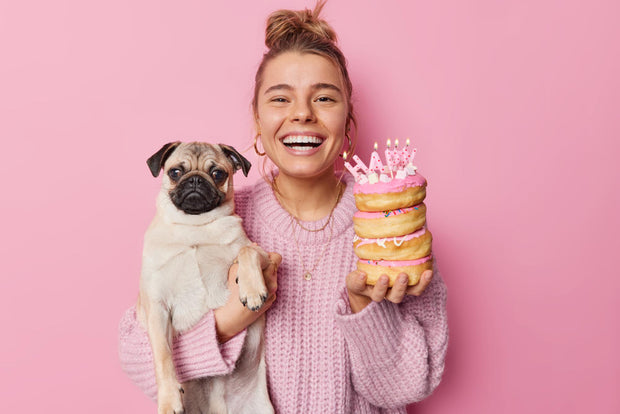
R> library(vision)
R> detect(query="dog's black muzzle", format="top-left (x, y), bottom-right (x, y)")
top-left (170, 174), bottom-right (223, 215)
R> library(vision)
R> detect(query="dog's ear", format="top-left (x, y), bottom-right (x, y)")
top-left (219, 144), bottom-right (251, 177)
top-left (147, 142), bottom-right (181, 177)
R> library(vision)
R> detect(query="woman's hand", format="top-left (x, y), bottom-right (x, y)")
top-left (346, 269), bottom-right (434, 313)
top-left (214, 252), bottom-right (281, 342)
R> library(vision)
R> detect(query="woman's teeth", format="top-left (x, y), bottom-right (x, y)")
top-left (282, 135), bottom-right (323, 151)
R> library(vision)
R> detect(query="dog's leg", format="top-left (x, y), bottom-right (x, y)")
top-left (236, 245), bottom-right (270, 311)
top-left (205, 377), bottom-right (227, 414)
top-left (145, 300), bottom-right (185, 414)
top-left (226, 318), bottom-right (274, 414)
top-left (252, 350), bottom-right (275, 414)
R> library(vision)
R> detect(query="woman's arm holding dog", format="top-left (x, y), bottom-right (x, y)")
top-left (118, 252), bottom-right (280, 399)
top-left (214, 252), bottom-right (280, 342)
top-left (118, 307), bottom-right (246, 399)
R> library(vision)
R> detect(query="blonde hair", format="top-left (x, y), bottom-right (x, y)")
top-left (252, 1), bottom-right (357, 181)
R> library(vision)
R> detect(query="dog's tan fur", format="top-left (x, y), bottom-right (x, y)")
top-left (137, 142), bottom-right (274, 414)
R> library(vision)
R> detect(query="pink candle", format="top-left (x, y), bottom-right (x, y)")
top-left (402, 138), bottom-right (415, 165)
top-left (384, 139), bottom-right (393, 172)
top-left (386, 139), bottom-right (402, 178)
top-left (352, 155), bottom-right (370, 174)
top-left (368, 142), bottom-right (384, 172)
top-left (342, 152), bottom-right (360, 181)
top-left (389, 139), bottom-right (402, 170)
top-left (394, 139), bottom-right (404, 169)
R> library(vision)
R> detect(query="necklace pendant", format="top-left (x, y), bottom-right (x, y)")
top-left (303, 272), bottom-right (312, 280)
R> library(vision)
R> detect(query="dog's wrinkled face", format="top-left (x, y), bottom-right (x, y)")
top-left (147, 142), bottom-right (251, 215)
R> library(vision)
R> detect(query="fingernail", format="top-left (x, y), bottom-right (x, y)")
top-left (399, 275), bottom-right (408, 284)
top-left (425, 272), bottom-right (433, 281)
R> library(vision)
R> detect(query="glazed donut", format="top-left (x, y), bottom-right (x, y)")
top-left (353, 227), bottom-right (432, 261)
top-left (354, 173), bottom-right (426, 212)
top-left (356, 256), bottom-right (433, 287)
top-left (353, 204), bottom-right (427, 239)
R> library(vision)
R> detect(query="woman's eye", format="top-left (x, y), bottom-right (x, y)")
top-left (270, 97), bottom-right (288, 103)
top-left (211, 169), bottom-right (228, 183)
top-left (316, 96), bottom-right (335, 102)
top-left (168, 168), bottom-right (183, 181)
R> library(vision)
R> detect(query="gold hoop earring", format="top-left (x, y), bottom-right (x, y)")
top-left (254, 133), bottom-right (266, 156)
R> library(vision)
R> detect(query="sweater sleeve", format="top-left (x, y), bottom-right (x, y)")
top-left (118, 306), bottom-right (247, 400)
top-left (334, 264), bottom-right (448, 409)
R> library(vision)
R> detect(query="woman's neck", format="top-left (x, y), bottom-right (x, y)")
top-left (274, 169), bottom-right (344, 222)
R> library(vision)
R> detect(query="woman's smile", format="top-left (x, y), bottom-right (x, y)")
top-left (280, 132), bottom-right (326, 154)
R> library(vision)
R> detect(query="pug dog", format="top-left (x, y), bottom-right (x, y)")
top-left (137, 142), bottom-right (274, 414)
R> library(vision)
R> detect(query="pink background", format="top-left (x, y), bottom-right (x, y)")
top-left (1, 0), bottom-right (618, 412)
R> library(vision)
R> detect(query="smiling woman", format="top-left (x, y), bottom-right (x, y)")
top-left (255, 52), bottom-right (349, 199)
top-left (118, 2), bottom-right (448, 412)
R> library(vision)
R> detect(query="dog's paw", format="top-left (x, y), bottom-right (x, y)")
top-left (239, 288), bottom-right (268, 312)
top-left (157, 383), bottom-right (185, 414)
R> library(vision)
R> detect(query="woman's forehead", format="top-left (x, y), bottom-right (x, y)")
top-left (260, 52), bottom-right (344, 93)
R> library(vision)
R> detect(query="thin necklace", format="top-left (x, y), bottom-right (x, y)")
top-left (290, 214), bottom-right (335, 280)
top-left (282, 181), bottom-right (344, 233)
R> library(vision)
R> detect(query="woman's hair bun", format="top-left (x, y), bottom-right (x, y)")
top-left (265, 1), bottom-right (336, 50)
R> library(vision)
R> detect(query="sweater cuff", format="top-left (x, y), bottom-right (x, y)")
top-left (335, 292), bottom-right (426, 372)
top-left (172, 311), bottom-right (247, 382)
top-left (336, 299), bottom-right (403, 355)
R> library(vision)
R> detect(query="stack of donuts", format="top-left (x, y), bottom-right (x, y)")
top-left (344, 140), bottom-right (433, 286)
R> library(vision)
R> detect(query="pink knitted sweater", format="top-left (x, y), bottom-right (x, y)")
top-left (118, 174), bottom-right (448, 413)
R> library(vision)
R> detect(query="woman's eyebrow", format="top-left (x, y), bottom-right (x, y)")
top-left (312, 83), bottom-right (342, 93)
top-left (263, 83), bottom-right (342, 94)
top-left (264, 84), bottom-right (293, 94)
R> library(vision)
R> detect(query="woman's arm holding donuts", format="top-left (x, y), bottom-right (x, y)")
top-left (336, 263), bottom-right (448, 408)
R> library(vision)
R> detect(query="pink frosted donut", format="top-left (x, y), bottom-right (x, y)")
top-left (353, 173), bottom-right (426, 212)
top-left (356, 255), bottom-right (433, 287)
top-left (353, 227), bottom-right (432, 262)
top-left (353, 204), bottom-right (426, 239)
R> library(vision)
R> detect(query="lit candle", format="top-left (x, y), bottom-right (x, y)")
top-left (394, 139), bottom-right (404, 169)
top-left (384, 139), bottom-right (395, 178)
top-left (368, 142), bottom-right (384, 172)
top-left (402, 138), bottom-right (414, 165)
top-left (342, 152), bottom-right (360, 181)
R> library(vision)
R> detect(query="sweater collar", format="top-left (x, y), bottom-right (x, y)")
top-left (252, 172), bottom-right (356, 245)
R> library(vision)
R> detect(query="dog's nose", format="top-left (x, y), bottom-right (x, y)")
top-left (188, 175), bottom-right (202, 188)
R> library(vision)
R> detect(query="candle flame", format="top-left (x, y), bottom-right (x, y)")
top-left (343, 151), bottom-right (347, 160)
top-left (387, 139), bottom-right (391, 148)
top-left (395, 139), bottom-right (399, 148)
top-left (374, 142), bottom-right (378, 150)
top-left (406, 138), bottom-right (410, 146)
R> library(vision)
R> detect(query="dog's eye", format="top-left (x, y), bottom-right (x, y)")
top-left (211, 169), bottom-right (228, 184)
top-left (168, 168), bottom-right (183, 181)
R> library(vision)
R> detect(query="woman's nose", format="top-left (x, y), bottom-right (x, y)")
top-left (290, 99), bottom-right (315, 122)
